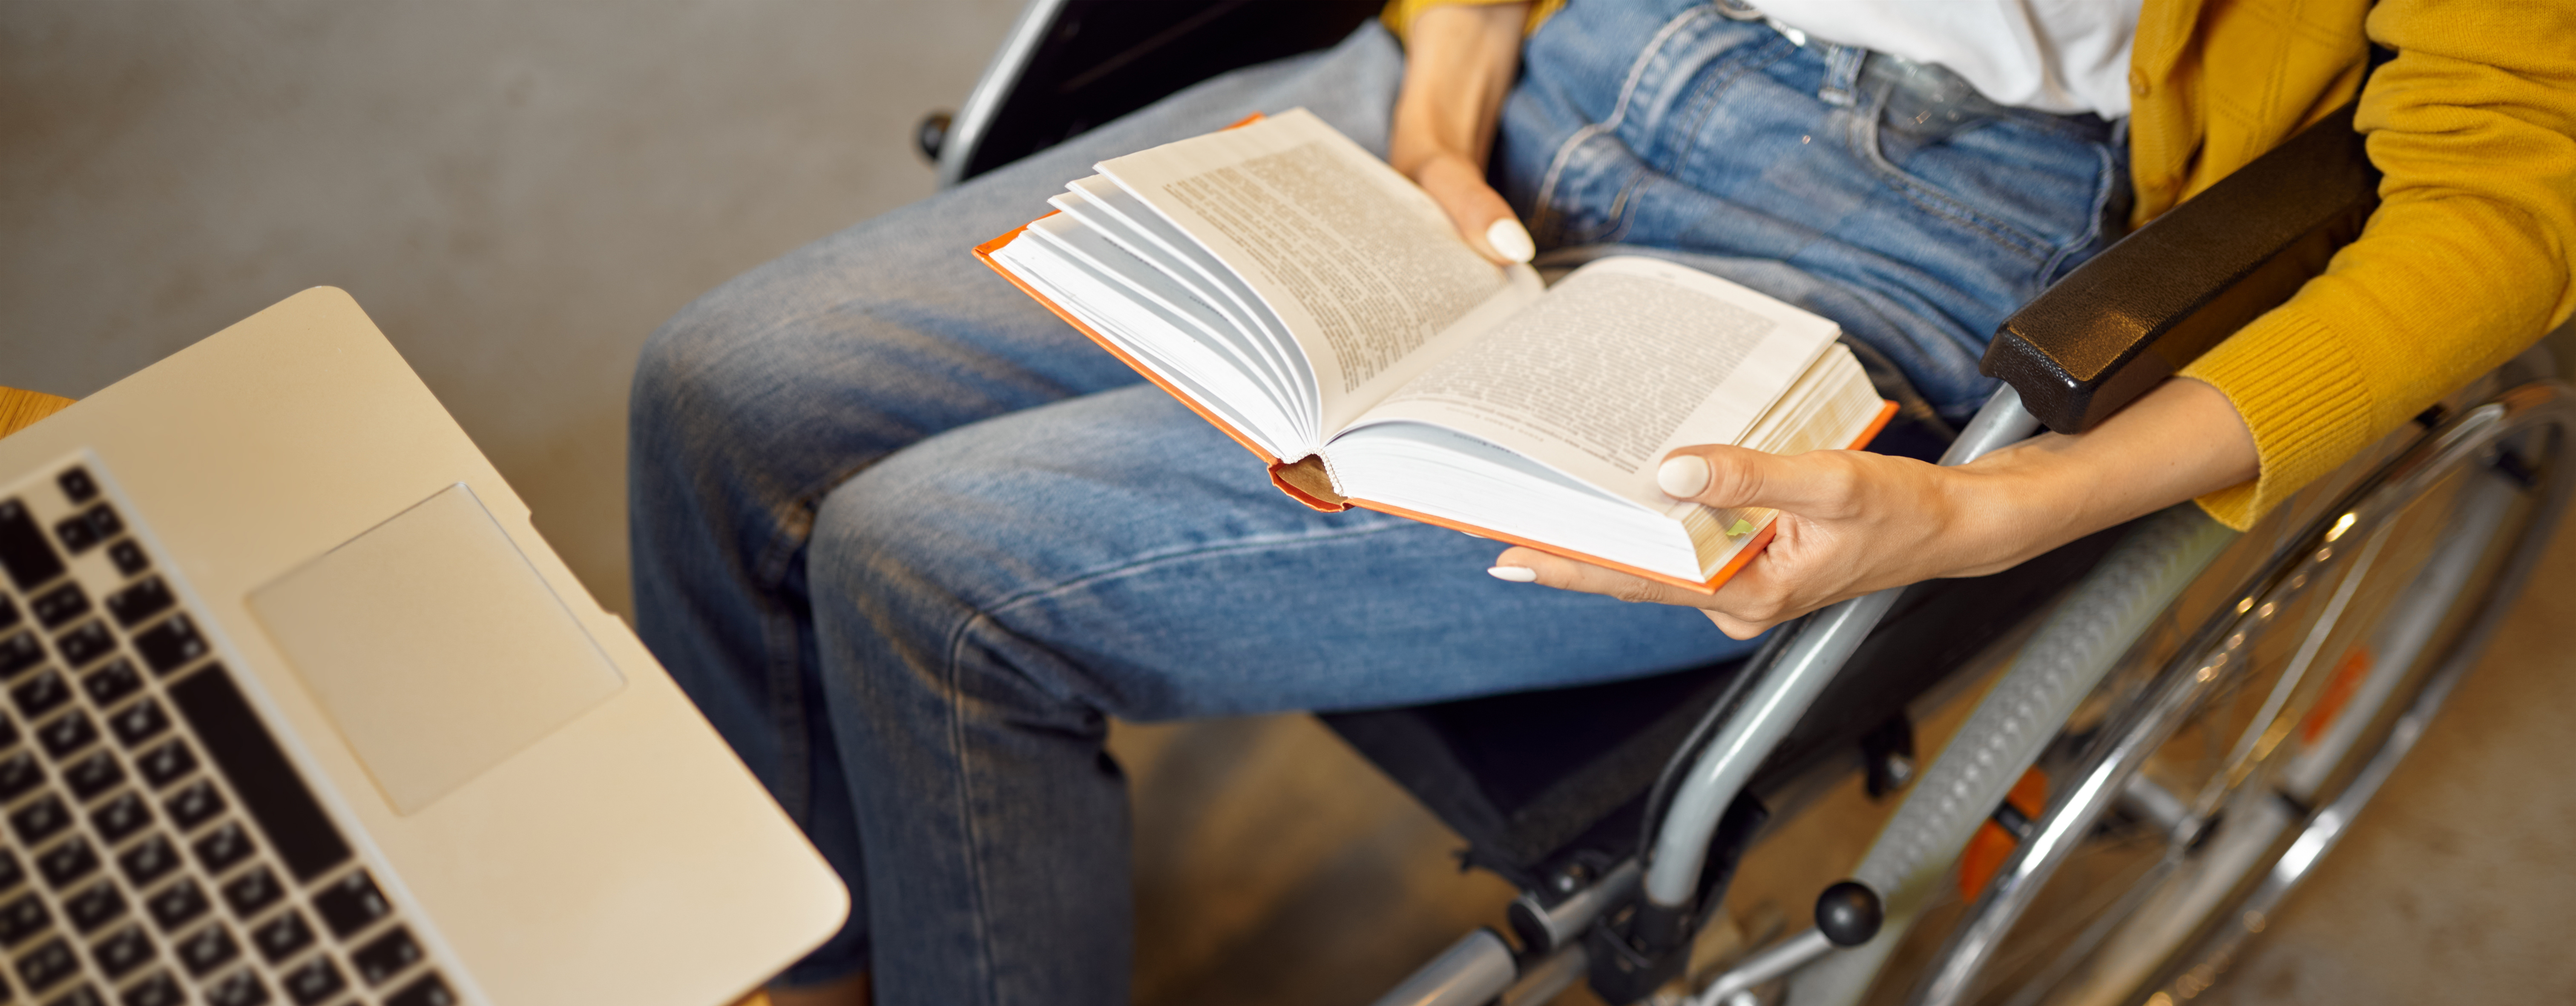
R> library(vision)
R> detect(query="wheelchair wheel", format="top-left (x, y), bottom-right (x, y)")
top-left (1901, 380), bottom-right (2576, 1006)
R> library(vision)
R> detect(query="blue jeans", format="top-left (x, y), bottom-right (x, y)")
top-left (627, 3), bottom-right (2126, 1003)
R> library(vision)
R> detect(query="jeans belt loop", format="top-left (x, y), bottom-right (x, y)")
top-left (1818, 43), bottom-right (1867, 107)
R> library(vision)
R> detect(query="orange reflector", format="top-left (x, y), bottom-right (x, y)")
top-left (2298, 645), bottom-right (2372, 746)
top-left (1957, 768), bottom-right (2049, 900)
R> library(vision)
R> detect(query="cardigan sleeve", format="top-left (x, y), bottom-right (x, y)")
top-left (2181, 0), bottom-right (2576, 528)
top-left (1379, 0), bottom-right (1561, 44)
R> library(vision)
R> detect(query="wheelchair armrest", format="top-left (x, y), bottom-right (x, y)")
top-left (1981, 102), bottom-right (2379, 433)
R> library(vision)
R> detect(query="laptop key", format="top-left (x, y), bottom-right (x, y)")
top-left (89, 791), bottom-right (152, 844)
top-left (115, 835), bottom-right (180, 889)
top-left (0, 632), bottom-right (42, 679)
top-left (143, 878), bottom-right (207, 934)
top-left (45, 982), bottom-right (103, 1006)
top-left (88, 924), bottom-right (155, 979)
top-left (191, 821), bottom-right (256, 875)
top-left (0, 850), bottom-right (21, 894)
top-left (386, 973), bottom-right (457, 1006)
top-left (56, 469), bottom-right (97, 507)
top-left (10, 794), bottom-right (72, 845)
top-left (117, 971), bottom-right (181, 1006)
top-left (35, 711), bottom-right (97, 760)
top-left (249, 910), bottom-right (313, 964)
top-left (280, 954), bottom-right (347, 1006)
top-left (79, 506), bottom-right (122, 545)
top-left (28, 585), bottom-right (85, 631)
top-left (10, 670), bottom-right (70, 721)
top-left (0, 596), bottom-right (14, 632)
top-left (0, 751), bottom-right (46, 801)
top-left (0, 893), bottom-right (50, 946)
top-left (175, 923), bottom-right (239, 976)
top-left (220, 866), bottom-right (283, 920)
top-left (50, 514), bottom-right (98, 556)
top-left (105, 541), bottom-right (147, 579)
top-left (351, 925), bottom-right (422, 986)
top-left (36, 837), bottom-right (99, 889)
top-left (133, 741), bottom-right (194, 790)
top-left (103, 579), bottom-right (171, 631)
top-left (62, 883), bottom-right (124, 934)
top-left (106, 700), bottom-right (167, 749)
top-left (61, 751), bottom-right (123, 802)
top-left (201, 969), bottom-right (269, 1006)
top-left (0, 501), bottom-right (68, 592)
top-left (311, 870), bottom-right (389, 939)
top-left (16, 936), bottom-right (75, 992)
top-left (0, 711), bottom-right (14, 750)
top-left (79, 660), bottom-right (142, 710)
top-left (130, 617), bottom-right (205, 677)
top-left (167, 666), bottom-right (354, 883)
top-left (52, 623), bottom-right (113, 671)
top-left (164, 780), bottom-right (225, 831)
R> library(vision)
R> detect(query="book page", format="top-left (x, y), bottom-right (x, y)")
top-left (1098, 109), bottom-right (1529, 423)
top-left (1027, 203), bottom-right (1302, 433)
top-left (1340, 257), bottom-right (1839, 507)
top-left (1055, 177), bottom-right (1314, 431)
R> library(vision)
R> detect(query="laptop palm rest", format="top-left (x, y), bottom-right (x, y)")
top-left (249, 483), bottom-right (624, 816)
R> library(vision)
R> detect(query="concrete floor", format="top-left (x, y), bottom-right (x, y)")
top-left (5, 3), bottom-right (2573, 1005)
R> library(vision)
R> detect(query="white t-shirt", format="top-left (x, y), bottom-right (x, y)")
top-left (1757, 0), bottom-right (2145, 118)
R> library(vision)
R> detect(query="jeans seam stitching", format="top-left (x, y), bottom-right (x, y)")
top-left (2038, 139), bottom-right (2122, 284)
top-left (946, 519), bottom-right (1428, 642)
top-left (1534, 5), bottom-right (1718, 231)
top-left (939, 615), bottom-right (1005, 1005)
top-left (1844, 116), bottom-right (2040, 264)
top-left (1843, 87), bottom-right (2053, 261)
top-left (926, 518), bottom-right (1430, 998)
top-left (1661, 41), bottom-right (1791, 189)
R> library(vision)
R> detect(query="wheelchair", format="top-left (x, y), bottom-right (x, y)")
top-left (916, 3), bottom-right (2576, 1004)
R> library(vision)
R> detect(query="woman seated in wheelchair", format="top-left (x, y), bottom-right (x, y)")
top-left (627, 1), bottom-right (2573, 1003)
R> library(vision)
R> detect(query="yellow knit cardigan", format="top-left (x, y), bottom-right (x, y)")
top-left (1386, 0), bottom-right (2576, 528)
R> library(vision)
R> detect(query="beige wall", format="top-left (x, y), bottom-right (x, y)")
top-left (0, 0), bottom-right (1021, 617)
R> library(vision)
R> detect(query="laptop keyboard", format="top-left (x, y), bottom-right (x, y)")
top-left (0, 462), bottom-right (456, 1006)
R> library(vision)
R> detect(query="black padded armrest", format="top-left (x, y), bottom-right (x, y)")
top-left (1982, 102), bottom-right (2380, 433)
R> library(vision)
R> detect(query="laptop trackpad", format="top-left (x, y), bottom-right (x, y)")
top-left (248, 483), bottom-right (624, 816)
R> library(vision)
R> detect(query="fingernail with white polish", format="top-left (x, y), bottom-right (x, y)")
top-left (1487, 566), bottom-right (1538, 582)
top-left (1486, 218), bottom-right (1536, 264)
top-left (1657, 455), bottom-right (1710, 497)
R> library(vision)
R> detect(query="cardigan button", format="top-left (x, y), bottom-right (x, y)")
top-left (2129, 68), bottom-right (2151, 96)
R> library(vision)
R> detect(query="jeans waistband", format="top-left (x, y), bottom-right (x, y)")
top-left (1714, 0), bottom-right (2113, 140)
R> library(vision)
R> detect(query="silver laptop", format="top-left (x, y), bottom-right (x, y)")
top-left (0, 289), bottom-right (845, 1006)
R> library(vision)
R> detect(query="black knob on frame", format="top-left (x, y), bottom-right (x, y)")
top-left (917, 111), bottom-right (954, 163)
top-left (1816, 880), bottom-right (1883, 947)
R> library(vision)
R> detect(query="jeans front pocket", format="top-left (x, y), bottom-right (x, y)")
top-left (1846, 79), bottom-right (2122, 284)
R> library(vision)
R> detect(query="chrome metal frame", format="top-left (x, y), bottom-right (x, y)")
top-left (1909, 381), bottom-right (2576, 1006)
top-left (934, 0), bottom-right (1070, 189)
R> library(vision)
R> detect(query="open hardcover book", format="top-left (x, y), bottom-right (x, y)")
top-left (976, 109), bottom-right (1894, 593)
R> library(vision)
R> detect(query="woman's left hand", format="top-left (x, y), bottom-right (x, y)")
top-left (1487, 378), bottom-right (2263, 638)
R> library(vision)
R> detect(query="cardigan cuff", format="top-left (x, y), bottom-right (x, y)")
top-left (2180, 307), bottom-right (2375, 530)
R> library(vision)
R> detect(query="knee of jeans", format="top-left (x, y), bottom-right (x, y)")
top-left (630, 289), bottom-right (857, 477)
top-left (803, 456), bottom-right (977, 619)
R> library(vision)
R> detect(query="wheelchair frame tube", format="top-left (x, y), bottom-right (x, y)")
top-left (935, 0), bottom-right (1070, 188)
top-left (1364, 927), bottom-right (1519, 1006)
top-left (1643, 387), bottom-right (2040, 909)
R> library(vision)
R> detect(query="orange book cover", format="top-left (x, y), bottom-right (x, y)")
top-left (972, 225), bottom-right (1898, 595)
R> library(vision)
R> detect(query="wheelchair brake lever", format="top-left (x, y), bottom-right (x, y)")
top-left (1682, 881), bottom-right (1883, 1006)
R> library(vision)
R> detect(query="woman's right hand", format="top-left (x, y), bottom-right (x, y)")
top-left (1387, 2), bottom-right (1536, 264)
